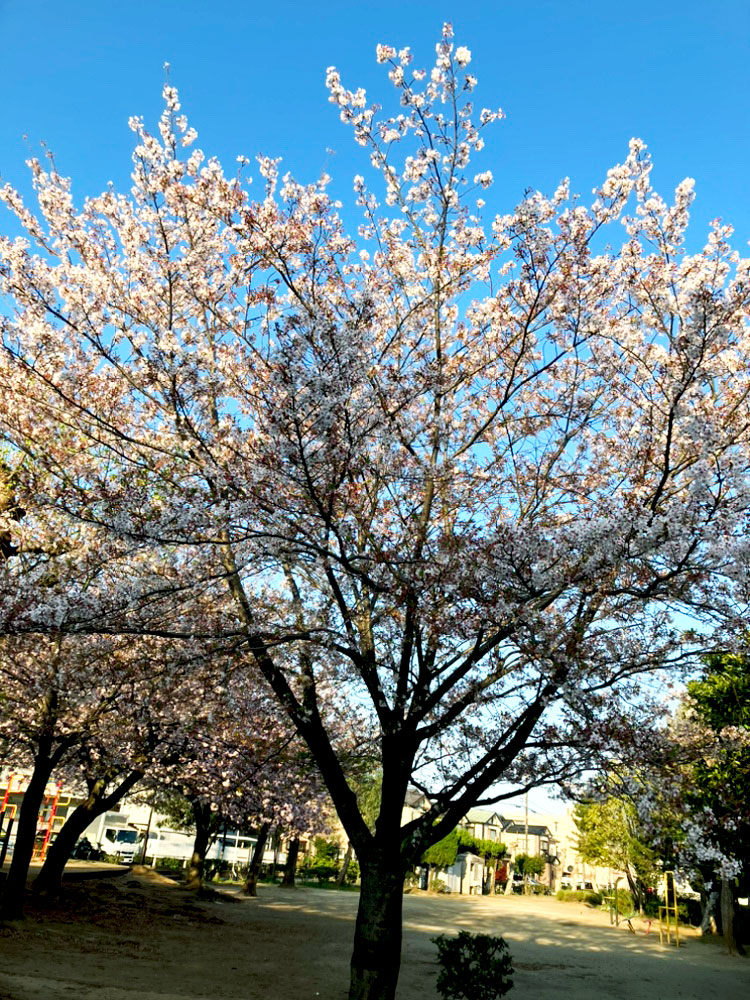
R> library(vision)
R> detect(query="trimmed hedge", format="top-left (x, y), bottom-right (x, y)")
top-left (556, 889), bottom-right (602, 906)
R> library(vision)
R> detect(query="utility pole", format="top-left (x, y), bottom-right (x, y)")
top-left (524, 792), bottom-right (529, 854)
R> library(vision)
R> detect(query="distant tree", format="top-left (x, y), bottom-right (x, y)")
top-left (682, 652), bottom-right (750, 951)
top-left (422, 830), bottom-right (460, 873)
top-left (513, 853), bottom-right (545, 879)
top-left (573, 797), bottom-right (659, 910)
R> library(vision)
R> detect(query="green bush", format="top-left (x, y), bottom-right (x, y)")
top-left (205, 859), bottom-right (250, 882)
top-left (556, 889), bottom-right (602, 906)
top-left (602, 888), bottom-right (634, 915)
top-left (345, 859), bottom-right (360, 884)
top-left (429, 877), bottom-right (448, 893)
top-left (433, 931), bottom-right (514, 1000)
top-left (300, 858), bottom-right (339, 883)
top-left (311, 837), bottom-right (340, 863)
top-left (156, 856), bottom-right (185, 872)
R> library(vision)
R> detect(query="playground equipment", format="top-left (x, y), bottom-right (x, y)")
top-left (603, 877), bottom-right (637, 933)
top-left (0, 771), bottom-right (72, 863)
top-left (32, 782), bottom-right (69, 861)
top-left (659, 870), bottom-right (680, 947)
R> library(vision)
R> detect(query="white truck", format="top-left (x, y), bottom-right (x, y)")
top-left (84, 812), bottom-right (143, 863)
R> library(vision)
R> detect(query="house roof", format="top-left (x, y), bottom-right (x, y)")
top-left (404, 788), bottom-right (431, 810)
top-left (464, 808), bottom-right (502, 824)
top-left (504, 823), bottom-right (551, 837)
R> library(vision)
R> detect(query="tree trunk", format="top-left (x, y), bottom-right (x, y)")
top-left (270, 828), bottom-right (280, 881)
top-left (700, 888), bottom-right (720, 935)
top-left (185, 801), bottom-right (213, 891)
top-left (348, 854), bottom-right (405, 1000)
top-left (625, 868), bottom-right (643, 913)
top-left (33, 769), bottom-right (143, 897)
top-left (721, 878), bottom-right (737, 954)
top-left (481, 855), bottom-right (495, 895)
top-left (281, 836), bottom-right (299, 887)
top-left (337, 841), bottom-right (354, 888)
top-left (242, 821), bottom-right (270, 897)
top-left (503, 861), bottom-right (515, 894)
top-left (0, 751), bottom-right (55, 920)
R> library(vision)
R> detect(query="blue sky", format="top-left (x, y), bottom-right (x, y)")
top-left (1, 0), bottom-right (749, 249)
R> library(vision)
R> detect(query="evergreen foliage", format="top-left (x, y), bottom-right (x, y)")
top-left (433, 931), bottom-right (514, 1000)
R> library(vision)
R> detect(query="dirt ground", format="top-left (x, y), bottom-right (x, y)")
top-left (1, 868), bottom-right (749, 1000)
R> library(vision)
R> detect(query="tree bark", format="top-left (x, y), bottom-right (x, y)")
top-left (348, 853), bottom-right (405, 1000)
top-left (700, 888), bottom-right (720, 935)
top-left (242, 821), bottom-right (270, 897)
top-left (0, 814), bottom-right (15, 870)
top-left (33, 769), bottom-right (143, 896)
top-left (336, 841), bottom-right (354, 888)
top-left (281, 836), bottom-right (299, 887)
top-left (721, 878), bottom-right (737, 954)
top-left (0, 750), bottom-right (55, 920)
top-left (185, 800), bottom-right (214, 891)
top-left (625, 868), bottom-right (644, 913)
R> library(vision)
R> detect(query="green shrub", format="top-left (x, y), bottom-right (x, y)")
top-left (301, 858), bottom-right (338, 883)
top-left (433, 931), bottom-right (514, 1000)
top-left (156, 856), bottom-right (185, 872)
top-left (429, 877), bottom-right (448, 893)
top-left (602, 888), bottom-right (634, 915)
top-left (556, 889), bottom-right (602, 906)
top-left (345, 859), bottom-right (360, 884)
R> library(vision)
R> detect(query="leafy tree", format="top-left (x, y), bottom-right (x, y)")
top-left (513, 853), bottom-right (545, 879)
top-left (682, 652), bottom-right (750, 950)
top-left (422, 830), bottom-right (460, 871)
top-left (573, 799), bottom-right (658, 910)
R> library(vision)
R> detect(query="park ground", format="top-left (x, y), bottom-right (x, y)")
top-left (1, 868), bottom-right (749, 1000)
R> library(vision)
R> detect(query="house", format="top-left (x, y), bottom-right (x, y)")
top-left (460, 808), bottom-right (505, 844)
top-left (443, 851), bottom-right (485, 895)
top-left (402, 788), bottom-right (431, 824)
top-left (497, 818), bottom-right (560, 890)
top-left (502, 821), bottom-right (554, 860)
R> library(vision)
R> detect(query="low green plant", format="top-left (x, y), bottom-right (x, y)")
top-left (432, 931), bottom-right (514, 1000)
top-left (300, 858), bottom-right (339, 883)
top-left (429, 877), bottom-right (448, 893)
top-left (611, 888), bottom-right (634, 915)
top-left (555, 889), bottom-right (602, 906)
top-left (154, 856), bottom-right (186, 874)
top-left (345, 859), bottom-right (360, 884)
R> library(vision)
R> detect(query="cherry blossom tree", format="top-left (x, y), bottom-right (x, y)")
top-left (0, 632), bottom-right (138, 919)
top-left (2, 25), bottom-right (750, 998)
top-left (0, 625), bottom-right (225, 917)
top-left (147, 663), bottom-right (330, 891)
top-left (31, 637), bottom-right (225, 897)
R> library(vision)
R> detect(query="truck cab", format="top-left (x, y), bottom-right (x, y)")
top-left (84, 811), bottom-right (142, 864)
top-left (100, 825), bottom-right (141, 862)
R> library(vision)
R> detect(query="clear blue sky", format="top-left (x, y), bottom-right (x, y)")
top-left (1, 0), bottom-right (749, 248)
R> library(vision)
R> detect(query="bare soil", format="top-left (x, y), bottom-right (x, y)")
top-left (0, 867), bottom-right (748, 999)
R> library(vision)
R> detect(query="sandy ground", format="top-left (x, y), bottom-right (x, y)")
top-left (0, 868), bottom-right (748, 1000)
